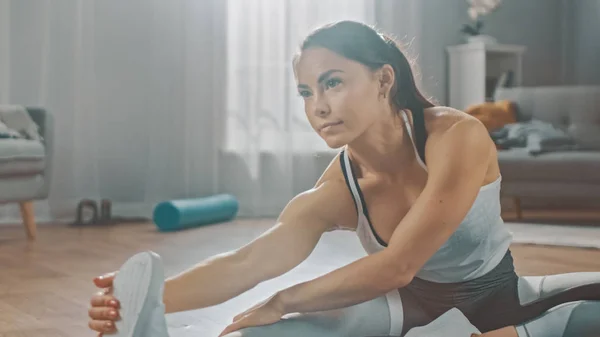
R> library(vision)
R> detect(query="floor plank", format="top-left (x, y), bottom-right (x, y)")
top-left (1, 219), bottom-right (600, 337)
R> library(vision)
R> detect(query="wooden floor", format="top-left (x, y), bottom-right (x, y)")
top-left (1, 219), bottom-right (600, 337)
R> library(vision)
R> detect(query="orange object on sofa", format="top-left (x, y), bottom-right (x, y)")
top-left (465, 100), bottom-right (517, 132)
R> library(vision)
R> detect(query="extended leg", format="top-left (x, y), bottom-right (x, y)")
top-left (221, 295), bottom-right (392, 337)
top-left (471, 271), bottom-right (600, 334)
top-left (466, 300), bottom-right (600, 337)
top-left (514, 300), bottom-right (600, 337)
top-left (516, 272), bottom-right (600, 322)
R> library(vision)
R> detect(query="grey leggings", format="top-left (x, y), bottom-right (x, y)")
top-left (222, 294), bottom-right (393, 337)
top-left (223, 250), bottom-right (600, 337)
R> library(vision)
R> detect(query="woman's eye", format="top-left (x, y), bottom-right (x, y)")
top-left (325, 78), bottom-right (341, 89)
top-left (299, 90), bottom-right (312, 98)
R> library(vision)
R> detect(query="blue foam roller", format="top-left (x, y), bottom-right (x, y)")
top-left (153, 194), bottom-right (239, 232)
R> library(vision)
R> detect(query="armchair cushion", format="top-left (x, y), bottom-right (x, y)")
top-left (0, 138), bottom-right (45, 176)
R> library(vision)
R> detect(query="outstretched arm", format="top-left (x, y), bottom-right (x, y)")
top-left (163, 182), bottom-right (340, 313)
top-left (277, 118), bottom-right (494, 314)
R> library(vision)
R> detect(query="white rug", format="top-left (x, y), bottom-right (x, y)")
top-left (506, 222), bottom-right (600, 249)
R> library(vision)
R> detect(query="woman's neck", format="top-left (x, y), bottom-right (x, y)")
top-left (346, 111), bottom-right (417, 179)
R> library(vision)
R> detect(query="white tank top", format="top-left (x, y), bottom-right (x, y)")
top-left (340, 110), bottom-right (513, 283)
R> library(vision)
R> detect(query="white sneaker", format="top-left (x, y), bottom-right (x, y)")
top-left (111, 251), bottom-right (169, 337)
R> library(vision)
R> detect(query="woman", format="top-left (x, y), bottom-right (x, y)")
top-left (87, 21), bottom-right (600, 337)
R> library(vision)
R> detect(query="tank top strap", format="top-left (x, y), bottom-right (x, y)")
top-left (400, 109), bottom-right (428, 169)
top-left (339, 149), bottom-right (388, 247)
top-left (339, 149), bottom-right (365, 216)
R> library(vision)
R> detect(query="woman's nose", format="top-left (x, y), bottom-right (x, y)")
top-left (313, 96), bottom-right (330, 118)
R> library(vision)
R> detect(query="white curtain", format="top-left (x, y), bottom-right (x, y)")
top-left (0, 0), bottom-right (227, 223)
top-left (223, 0), bottom-right (376, 216)
top-left (0, 0), bottom-right (423, 224)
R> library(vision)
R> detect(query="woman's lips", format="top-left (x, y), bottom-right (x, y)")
top-left (320, 121), bottom-right (343, 132)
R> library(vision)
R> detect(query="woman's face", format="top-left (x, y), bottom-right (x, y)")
top-left (294, 47), bottom-right (389, 149)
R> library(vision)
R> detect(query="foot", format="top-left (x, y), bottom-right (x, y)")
top-left (111, 251), bottom-right (169, 337)
top-left (515, 301), bottom-right (600, 337)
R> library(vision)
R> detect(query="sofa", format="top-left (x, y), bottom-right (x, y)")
top-left (493, 86), bottom-right (600, 219)
top-left (0, 107), bottom-right (53, 239)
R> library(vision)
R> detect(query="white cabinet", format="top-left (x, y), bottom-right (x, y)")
top-left (447, 42), bottom-right (526, 111)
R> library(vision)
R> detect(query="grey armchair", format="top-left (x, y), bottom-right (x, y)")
top-left (0, 107), bottom-right (53, 239)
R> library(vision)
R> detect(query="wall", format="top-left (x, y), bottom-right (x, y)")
top-left (0, 0), bottom-right (9, 103)
top-left (563, 0), bottom-right (600, 85)
top-left (379, 0), bottom-right (571, 105)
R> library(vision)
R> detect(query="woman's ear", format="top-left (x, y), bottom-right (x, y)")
top-left (377, 64), bottom-right (395, 98)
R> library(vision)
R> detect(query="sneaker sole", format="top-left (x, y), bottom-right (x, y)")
top-left (111, 251), bottom-right (165, 337)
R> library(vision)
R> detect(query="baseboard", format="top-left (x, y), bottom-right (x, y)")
top-left (0, 199), bottom-right (155, 226)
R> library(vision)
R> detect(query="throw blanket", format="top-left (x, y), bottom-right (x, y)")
top-left (465, 100), bottom-right (517, 132)
top-left (0, 105), bottom-right (41, 141)
top-left (491, 119), bottom-right (579, 155)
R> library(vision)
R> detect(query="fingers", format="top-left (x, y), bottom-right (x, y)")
top-left (233, 303), bottom-right (260, 322)
top-left (93, 272), bottom-right (117, 288)
top-left (90, 292), bottom-right (120, 308)
top-left (219, 319), bottom-right (246, 337)
top-left (233, 312), bottom-right (246, 322)
top-left (89, 273), bottom-right (119, 335)
top-left (88, 319), bottom-right (117, 334)
top-left (88, 306), bottom-right (120, 334)
top-left (88, 307), bottom-right (120, 321)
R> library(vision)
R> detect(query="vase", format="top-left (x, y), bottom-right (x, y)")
top-left (466, 34), bottom-right (498, 46)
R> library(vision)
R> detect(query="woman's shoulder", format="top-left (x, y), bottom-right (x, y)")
top-left (423, 105), bottom-right (484, 135)
top-left (422, 106), bottom-right (492, 147)
top-left (422, 105), bottom-right (500, 182)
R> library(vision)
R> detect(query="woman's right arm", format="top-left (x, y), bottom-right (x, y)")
top-left (162, 182), bottom-right (339, 313)
top-left (89, 180), bottom-right (347, 333)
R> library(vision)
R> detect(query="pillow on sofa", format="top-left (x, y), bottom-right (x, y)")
top-left (568, 124), bottom-right (600, 150)
top-left (0, 105), bottom-right (42, 141)
top-left (0, 120), bottom-right (22, 139)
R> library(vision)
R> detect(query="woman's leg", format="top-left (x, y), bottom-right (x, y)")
top-left (222, 288), bottom-right (449, 337)
top-left (472, 272), bottom-right (600, 331)
top-left (471, 271), bottom-right (600, 337)
top-left (478, 300), bottom-right (600, 337)
top-left (221, 295), bottom-right (393, 337)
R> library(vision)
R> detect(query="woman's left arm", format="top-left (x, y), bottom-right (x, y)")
top-left (277, 118), bottom-right (494, 314)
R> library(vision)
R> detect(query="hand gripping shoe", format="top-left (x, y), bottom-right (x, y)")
top-left (111, 251), bottom-right (170, 337)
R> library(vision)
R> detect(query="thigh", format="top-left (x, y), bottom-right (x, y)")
top-left (221, 295), bottom-right (392, 337)
top-left (397, 287), bottom-right (435, 336)
top-left (514, 300), bottom-right (600, 337)
top-left (472, 272), bottom-right (600, 332)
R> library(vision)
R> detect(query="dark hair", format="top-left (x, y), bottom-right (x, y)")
top-left (295, 20), bottom-right (436, 113)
